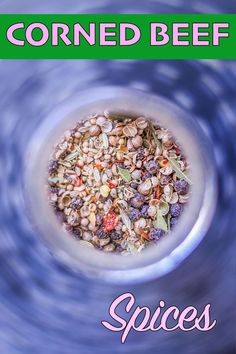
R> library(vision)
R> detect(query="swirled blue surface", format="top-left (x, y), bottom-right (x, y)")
top-left (0, 1), bottom-right (236, 354)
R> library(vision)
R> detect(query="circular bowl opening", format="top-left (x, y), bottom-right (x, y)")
top-left (25, 87), bottom-right (217, 284)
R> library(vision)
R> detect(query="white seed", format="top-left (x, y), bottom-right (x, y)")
top-left (179, 194), bottom-right (189, 204)
top-left (169, 192), bottom-right (179, 204)
top-left (104, 243), bottom-right (115, 252)
top-left (67, 184), bottom-right (73, 191)
top-left (155, 145), bottom-right (162, 157)
top-left (102, 174), bottom-right (108, 184)
top-left (136, 160), bottom-right (142, 168)
top-left (124, 159), bottom-right (131, 166)
top-left (149, 199), bottom-right (159, 206)
top-left (50, 194), bottom-right (58, 202)
top-left (110, 189), bottom-right (117, 198)
top-left (109, 136), bottom-right (118, 146)
top-left (116, 151), bottom-right (124, 160)
top-left (135, 117), bottom-right (148, 130)
top-left (105, 169), bottom-right (112, 178)
top-left (80, 206), bottom-right (90, 217)
top-left (61, 194), bottom-right (71, 207)
top-left (127, 138), bottom-right (134, 151)
top-left (111, 164), bottom-right (118, 175)
top-left (99, 237), bottom-right (111, 247)
top-left (123, 124), bottom-right (138, 137)
top-left (82, 231), bottom-right (92, 241)
top-left (115, 222), bottom-right (123, 231)
top-left (89, 125), bottom-right (101, 136)
top-left (119, 138), bottom-right (125, 145)
top-left (81, 218), bottom-right (89, 227)
top-left (132, 135), bottom-right (143, 149)
top-left (138, 179), bottom-right (152, 196)
top-left (134, 218), bottom-right (146, 233)
top-left (160, 166), bottom-right (173, 176)
top-left (151, 176), bottom-right (159, 188)
top-left (138, 129), bottom-right (144, 135)
top-left (104, 154), bottom-right (111, 160)
top-left (78, 240), bottom-right (94, 249)
top-left (75, 132), bottom-right (81, 138)
top-left (148, 206), bottom-right (157, 218)
top-left (96, 116), bottom-right (107, 126)
top-left (90, 117), bottom-right (97, 125)
top-left (164, 184), bottom-right (173, 196)
top-left (131, 170), bottom-right (142, 180)
top-left (100, 185), bottom-right (110, 198)
top-left (89, 203), bottom-right (97, 212)
top-left (88, 223), bottom-right (96, 231)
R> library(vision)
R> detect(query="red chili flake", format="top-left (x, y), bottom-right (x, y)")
top-left (109, 181), bottom-right (116, 189)
top-left (103, 211), bottom-right (119, 233)
top-left (74, 177), bottom-right (82, 187)
top-left (155, 185), bottom-right (161, 200)
top-left (175, 147), bottom-right (181, 156)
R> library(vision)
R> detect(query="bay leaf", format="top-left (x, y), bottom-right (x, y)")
top-left (159, 201), bottom-right (169, 216)
top-left (153, 210), bottom-right (168, 232)
top-left (118, 167), bottom-right (131, 183)
top-left (167, 158), bottom-right (192, 185)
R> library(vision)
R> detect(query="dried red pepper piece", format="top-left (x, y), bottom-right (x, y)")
top-left (103, 210), bottom-right (119, 233)
top-left (155, 185), bottom-right (161, 200)
top-left (109, 181), bottom-right (116, 189)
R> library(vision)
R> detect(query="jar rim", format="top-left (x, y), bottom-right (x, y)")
top-left (24, 86), bottom-right (217, 284)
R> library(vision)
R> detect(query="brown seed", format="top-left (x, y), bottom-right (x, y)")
top-left (132, 135), bottom-right (143, 149)
top-left (89, 125), bottom-right (101, 136)
top-left (109, 136), bottom-right (118, 146)
top-left (135, 117), bottom-right (148, 130)
top-left (123, 125), bottom-right (137, 137)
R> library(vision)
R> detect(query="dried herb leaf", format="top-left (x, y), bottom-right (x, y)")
top-left (65, 150), bottom-right (80, 161)
top-left (48, 176), bottom-right (65, 184)
top-left (118, 167), bottom-right (131, 183)
top-left (120, 211), bottom-right (132, 233)
top-left (167, 213), bottom-right (171, 232)
top-left (101, 133), bottom-right (109, 149)
top-left (153, 210), bottom-right (168, 232)
top-left (127, 243), bottom-right (138, 254)
top-left (149, 123), bottom-right (162, 149)
top-left (168, 158), bottom-right (192, 185)
top-left (159, 201), bottom-right (169, 216)
top-left (93, 168), bottom-right (101, 183)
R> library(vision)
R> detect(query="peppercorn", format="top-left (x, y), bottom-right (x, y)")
top-left (73, 228), bottom-right (82, 239)
top-left (129, 208), bottom-right (141, 221)
top-left (140, 204), bottom-right (149, 218)
top-left (174, 180), bottom-right (189, 195)
top-left (97, 227), bottom-right (108, 239)
top-left (136, 147), bottom-right (145, 161)
top-left (149, 228), bottom-right (165, 242)
top-left (48, 160), bottom-right (59, 174)
top-left (110, 230), bottom-right (122, 241)
top-left (130, 193), bottom-right (145, 208)
top-left (71, 197), bottom-right (83, 210)
top-left (170, 203), bottom-right (183, 217)
top-left (145, 160), bottom-right (158, 174)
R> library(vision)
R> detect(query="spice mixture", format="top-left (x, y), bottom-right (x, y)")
top-left (47, 112), bottom-right (191, 255)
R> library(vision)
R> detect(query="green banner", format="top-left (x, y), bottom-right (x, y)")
top-left (0, 14), bottom-right (235, 59)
